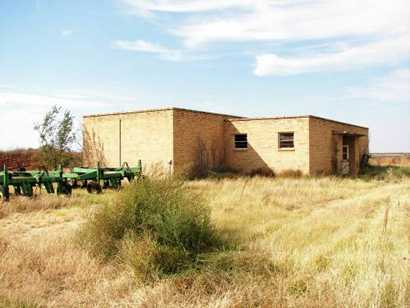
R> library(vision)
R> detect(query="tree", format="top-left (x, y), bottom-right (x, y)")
top-left (34, 106), bottom-right (77, 169)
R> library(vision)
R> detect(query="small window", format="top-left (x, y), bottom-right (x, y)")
top-left (343, 145), bottom-right (349, 160)
top-left (279, 132), bottom-right (294, 149)
top-left (234, 134), bottom-right (248, 149)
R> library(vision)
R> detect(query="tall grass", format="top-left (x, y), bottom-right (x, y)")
top-left (360, 165), bottom-right (410, 180)
top-left (78, 178), bottom-right (225, 280)
top-left (0, 174), bottom-right (408, 306)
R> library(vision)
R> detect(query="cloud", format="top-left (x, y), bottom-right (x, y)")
top-left (0, 91), bottom-right (78, 149)
top-left (254, 34), bottom-right (410, 76)
top-left (61, 29), bottom-right (73, 37)
top-left (128, 0), bottom-right (409, 47)
top-left (113, 39), bottom-right (211, 62)
top-left (347, 69), bottom-right (410, 103)
top-left (113, 40), bottom-right (183, 61)
top-left (122, 0), bottom-right (410, 75)
top-left (0, 89), bottom-right (139, 149)
top-left (122, 0), bottom-right (255, 14)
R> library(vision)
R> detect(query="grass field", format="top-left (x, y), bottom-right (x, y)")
top-left (0, 173), bottom-right (409, 307)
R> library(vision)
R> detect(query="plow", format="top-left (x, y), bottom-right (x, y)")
top-left (0, 161), bottom-right (142, 202)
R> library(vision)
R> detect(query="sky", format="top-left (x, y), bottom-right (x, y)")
top-left (0, 0), bottom-right (409, 152)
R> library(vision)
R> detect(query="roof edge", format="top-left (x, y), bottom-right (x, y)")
top-left (309, 115), bottom-right (368, 130)
top-left (83, 107), bottom-right (242, 119)
top-left (227, 115), bottom-right (368, 130)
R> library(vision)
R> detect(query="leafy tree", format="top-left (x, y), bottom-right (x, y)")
top-left (34, 105), bottom-right (77, 169)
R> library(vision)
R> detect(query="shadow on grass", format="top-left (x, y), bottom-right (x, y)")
top-left (360, 165), bottom-right (410, 180)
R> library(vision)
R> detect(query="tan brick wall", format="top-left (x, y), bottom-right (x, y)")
top-left (83, 109), bottom-right (173, 172)
top-left (309, 117), bottom-right (369, 175)
top-left (83, 108), bottom-right (369, 177)
top-left (83, 116), bottom-right (120, 167)
top-left (172, 109), bottom-right (227, 175)
top-left (224, 118), bottom-right (310, 174)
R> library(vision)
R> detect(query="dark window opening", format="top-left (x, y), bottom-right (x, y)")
top-left (234, 134), bottom-right (248, 149)
top-left (279, 132), bottom-right (294, 149)
top-left (343, 145), bottom-right (349, 160)
top-left (342, 136), bottom-right (350, 160)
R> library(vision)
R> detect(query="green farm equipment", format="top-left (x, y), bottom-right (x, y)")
top-left (0, 160), bottom-right (143, 202)
top-left (63, 161), bottom-right (143, 194)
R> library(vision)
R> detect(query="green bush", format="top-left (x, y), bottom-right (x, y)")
top-left (78, 178), bottom-right (224, 279)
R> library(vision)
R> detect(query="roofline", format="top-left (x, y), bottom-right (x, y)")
top-left (227, 115), bottom-right (368, 130)
top-left (83, 107), bottom-right (242, 119)
top-left (311, 115), bottom-right (368, 130)
top-left (83, 108), bottom-right (367, 130)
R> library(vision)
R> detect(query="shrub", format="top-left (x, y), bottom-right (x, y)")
top-left (78, 178), bottom-right (224, 279)
top-left (278, 169), bottom-right (303, 178)
top-left (207, 165), bottom-right (240, 180)
top-left (248, 167), bottom-right (276, 178)
top-left (360, 165), bottom-right (410, 180)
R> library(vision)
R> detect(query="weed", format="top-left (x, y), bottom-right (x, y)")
top-left (78, 178), bottom-right (225, 280)
top-left (278, 169), bottom-right (303, 178)
top-left (0, 296), bottom-right (40, 308)
top-left (248, 167), bottom-right (276, 178)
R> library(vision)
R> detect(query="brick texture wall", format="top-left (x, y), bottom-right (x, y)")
top-left (83, 109), bottom-right (173, 173)
top-left (83, 109), bottom-right (369, 176)
top-left (172, 109), bottom-right (230, 175)
top-left (309, 117), bottom-right (369, 175)
top-left (224, 118), bottom-right (310, 174)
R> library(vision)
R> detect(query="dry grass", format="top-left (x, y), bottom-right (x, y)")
top-left (0, 176), bottom-right (409, 307)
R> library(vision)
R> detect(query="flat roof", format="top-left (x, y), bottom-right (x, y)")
top-left (227, 115), bottom-right (368, 130)
top-left (84, 107), bottom-right (367, 130)
top-left (83, 107), bottom-right (242, 119)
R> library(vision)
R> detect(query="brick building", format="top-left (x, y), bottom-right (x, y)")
top-left (83, 107), bottom-right (369, 176)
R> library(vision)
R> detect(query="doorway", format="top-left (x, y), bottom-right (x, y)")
top-left (341, 135), bottom-right (355, 175)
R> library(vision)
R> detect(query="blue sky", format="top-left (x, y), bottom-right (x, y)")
top-left (1, 0), bottom-right (409, 152)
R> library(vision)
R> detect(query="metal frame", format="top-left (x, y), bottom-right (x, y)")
top-left (0, 160), bottom-right (142, 202)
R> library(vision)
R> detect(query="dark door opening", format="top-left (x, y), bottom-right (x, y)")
top-left (341, 135), bottom-right (355, 175)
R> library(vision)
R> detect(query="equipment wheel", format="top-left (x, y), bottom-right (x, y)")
top-left (0, 185), bottom-right (9, 202)
top-left (14, 185), bottom-right (22, 195)
top-left (61, 182), bottom-right (72, 196)
top-left (103, 180), bottom-right (110, 189)
top-left (86, 181), bottom-right (102, 194)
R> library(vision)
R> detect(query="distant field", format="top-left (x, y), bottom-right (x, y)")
top-left (370, 153), bottom-right (410, 167)
top-left (0, 174), bottom-right (409, 307)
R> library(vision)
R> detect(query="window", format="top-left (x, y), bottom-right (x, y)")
top-left (342, 145), bottom-right (349, 160)
top-left (234, 134), bottom-right (248, 149)
top-left (279, 132), bottom-right (294, 149)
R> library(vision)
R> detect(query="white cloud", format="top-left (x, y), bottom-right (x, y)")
top-left (0, 89), bottom-right (139, 149)
top-left (0, 92), bottom-right (77, 149)
top-left (113, 40), bottom-right (183, 61)
top-left (113, 39), bottom-right (213, 62)
top-left (122, 0), bottom-right (255, 14)
top-left (61, 29), bottom-right (73, 37)
top-left (131, 0), bottom-right (409, 47)
top-left (122, 0), bottom-right (410, 75)
top-left (347, 69), bottom-right (410, 103)
top-left (254, 34), bottom-right (410, 76)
